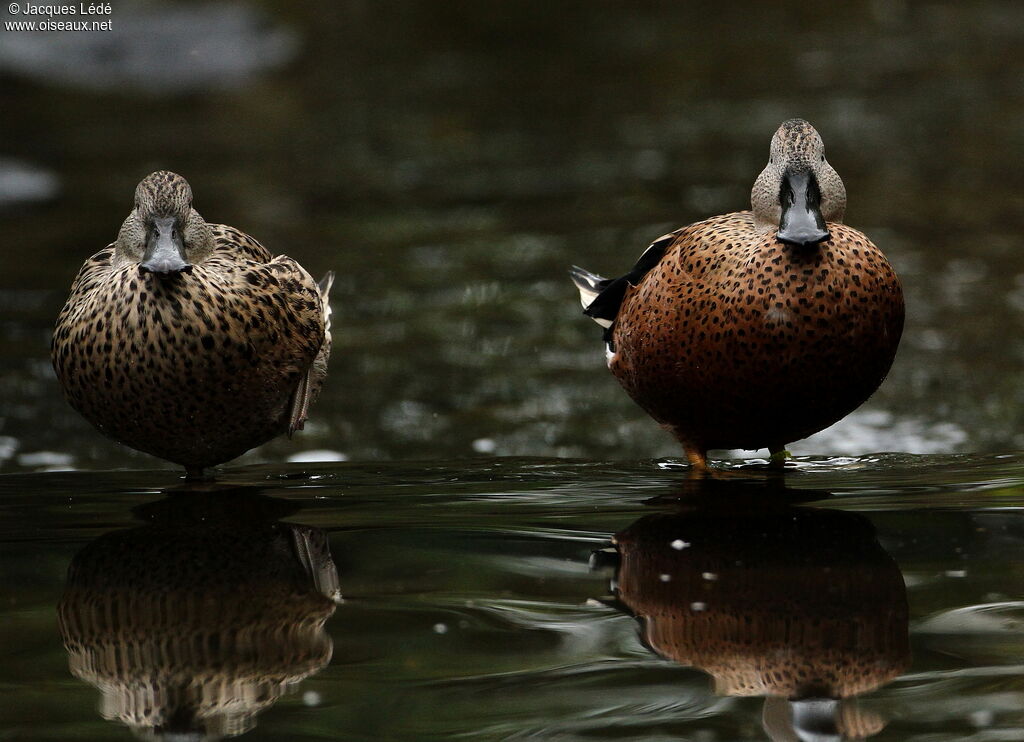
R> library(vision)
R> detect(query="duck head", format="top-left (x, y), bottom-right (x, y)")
top-left (751, 119), bottom-right (847, 249)
top-left (114, 171), bottom-right (215, 277)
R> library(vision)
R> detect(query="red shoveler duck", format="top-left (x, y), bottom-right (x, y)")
top-left (571, 119), bottom-right (904, 470)
top-left (52, 171), bottom-right (333, 479)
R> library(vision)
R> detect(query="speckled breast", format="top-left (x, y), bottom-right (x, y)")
top-left (610, 212), bottom-right (904, 450)
top-left (52, 258), bottom-right (322, 468)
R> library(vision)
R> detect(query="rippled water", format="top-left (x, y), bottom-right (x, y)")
top-left (3, 456), bottom-right (1024, 740)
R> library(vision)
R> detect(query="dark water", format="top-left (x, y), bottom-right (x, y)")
top-left (3, 456), bottom-right (1024, 740)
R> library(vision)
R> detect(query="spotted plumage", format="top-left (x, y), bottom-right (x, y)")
top-left (52, 171), bottom-right (333, 478)
top-left (609, 505), bottom-right (908, 701)
top-left (58, 493), bottom-right (339, 736)
top-left (572, 120), bottom-right (904, 469)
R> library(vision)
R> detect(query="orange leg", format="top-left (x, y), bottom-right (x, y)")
top-left (684, 444), bottom-right (709, 472)
top-left (667, 426), bottom-right (710, 472)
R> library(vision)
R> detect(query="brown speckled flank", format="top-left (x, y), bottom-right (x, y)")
top-left (575, 120), bottom-right (904, 468)
top-left (52, 171), bottom-right (333, 478)
top-left (613, 215), bottom-right (903, 460)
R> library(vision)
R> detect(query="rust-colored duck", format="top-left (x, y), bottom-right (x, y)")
top-left (52, 171), bottom-right (333, 478)
top-left (571, 119), bottom-right (904, 469)
top-left (605, 500), bottom-right (909, 739)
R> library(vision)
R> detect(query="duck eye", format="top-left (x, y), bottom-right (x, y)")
top-left (821, 155), bottom-right (825, 162)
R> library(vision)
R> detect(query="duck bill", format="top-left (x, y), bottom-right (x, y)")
top-left (140, 216), bottom-right (192, 276)
top-left (776, 169), bottom-right (830, 248)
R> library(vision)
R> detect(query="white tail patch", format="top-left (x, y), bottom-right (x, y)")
top-left (577, 284), bottom-right (600, 309)
top-left (569, 265), bottom-right (613, 327)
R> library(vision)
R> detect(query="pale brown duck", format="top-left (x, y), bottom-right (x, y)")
top-left (571, 119), bottom-right (904, 469)
top-left (58, 492), bottom-right (340, 738)
top-left (52, 171), bottom-right (333, 478)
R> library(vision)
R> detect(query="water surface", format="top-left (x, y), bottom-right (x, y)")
top-left (2, 455), bottom-right (1023, 740)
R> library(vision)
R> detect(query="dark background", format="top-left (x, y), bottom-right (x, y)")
top-left (2, 0), bottom-right (1023, 472)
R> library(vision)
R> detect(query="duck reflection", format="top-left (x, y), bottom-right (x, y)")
top-left (57, 490), bottom-right (341, 740)
top-left (603, 479), bottom-right (909, 741)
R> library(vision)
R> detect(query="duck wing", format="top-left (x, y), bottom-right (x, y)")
top-left (211, 224), bottom-right (275, 262)
top-left (288, 270), bottom-right (334, 436)
top-left (569, 231), bottom-right (678, 329)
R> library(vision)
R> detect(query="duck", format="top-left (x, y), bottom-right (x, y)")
top-left (52, 171), bottom-right (333, 479)
top-left (58, 491), bottom-right (340, 737)
top-left (571, 119), bottom-right (904, 470)
top-left (606, 502), bottom-right (908, 738)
